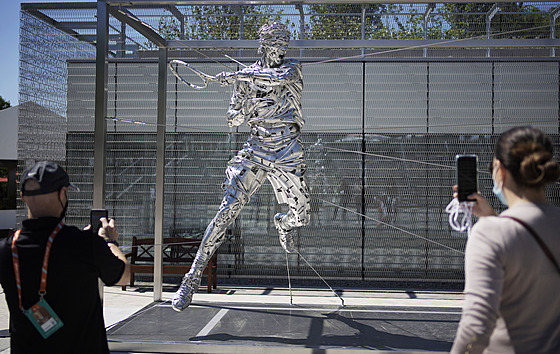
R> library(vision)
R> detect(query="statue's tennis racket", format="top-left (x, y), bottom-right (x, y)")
top-left (168, 60), bottom-right (216, 90)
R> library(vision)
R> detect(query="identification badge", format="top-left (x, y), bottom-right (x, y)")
top-left (23, 297), bottom-right (64, 339)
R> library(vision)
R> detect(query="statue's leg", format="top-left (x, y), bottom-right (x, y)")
top-left (172, 164), bottom-right (266, 311)
top-left (268, 170), bottom-right (311, 253)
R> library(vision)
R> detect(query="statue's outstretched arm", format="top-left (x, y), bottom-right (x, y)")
top-left (216, 61), bottom-right (301, 87)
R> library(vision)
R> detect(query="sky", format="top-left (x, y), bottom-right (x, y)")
top-left (0, 0), bottom-right (91, 107)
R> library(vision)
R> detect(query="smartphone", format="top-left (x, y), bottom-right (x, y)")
top-left (456, 154), bottom-right (478, 202)
top-left (90, 209), bottom-right (108, 234)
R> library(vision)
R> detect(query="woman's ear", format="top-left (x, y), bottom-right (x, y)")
top-left (495, 160), bottom-right (509, 186)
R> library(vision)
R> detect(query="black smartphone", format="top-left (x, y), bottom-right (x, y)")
top-left (456, 154), bottom-right (478, 202)
top-left (90, 209), bottom-right (108, 234)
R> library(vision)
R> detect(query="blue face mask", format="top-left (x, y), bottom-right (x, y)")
top-left (492, 180), bottom-right (508, 206)
top-left (492, 168), bottom-right (508, 206)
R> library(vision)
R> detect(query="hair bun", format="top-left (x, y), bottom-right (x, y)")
top-left (496, 126), bottom-right (559, 188)
top-left (519, 150), bottom-right (559, 186)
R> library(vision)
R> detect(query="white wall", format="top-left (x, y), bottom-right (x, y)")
top-left (0, 105), bottom-right (18, 160)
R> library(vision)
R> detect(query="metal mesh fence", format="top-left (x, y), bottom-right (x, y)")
top-left (63, 131), bottom-right (560, 285)
top-left (17, 9), bottom-right (96, 223)
top-left (20, 2), bottom-right (560, 60)
top-left (60, 59), bottom-right (560, 287)
top-left (18, 2), bottom-right (560, 287)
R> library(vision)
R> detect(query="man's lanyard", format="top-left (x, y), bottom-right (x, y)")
top-left (11, 222), bottom-right (64, 310)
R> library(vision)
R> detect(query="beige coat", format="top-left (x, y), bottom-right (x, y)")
top-left (452, 201), bottom-right (560, 354)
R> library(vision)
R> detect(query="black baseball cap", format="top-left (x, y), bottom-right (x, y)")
top-left (20, 161), bottom-right (79, 196)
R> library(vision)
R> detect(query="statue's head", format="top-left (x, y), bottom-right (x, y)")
top-left (258, 22), bottom-right (290, 67)
top-left (258, 21), bottom-right (290, 47)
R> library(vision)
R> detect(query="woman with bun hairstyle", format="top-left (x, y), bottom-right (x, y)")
top-left (451, 126), bottom-right (560, 354)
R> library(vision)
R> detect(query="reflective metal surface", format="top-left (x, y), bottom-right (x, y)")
top-left (173, 22), bottom-right (311, 309)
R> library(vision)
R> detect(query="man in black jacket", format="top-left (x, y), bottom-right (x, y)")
top-left (0, 161), bottom-right (130, 353)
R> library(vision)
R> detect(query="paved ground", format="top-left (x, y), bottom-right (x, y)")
top-left (1, 285), bottom-right (464, 353)
top-left (0, 285), bottom-right (155, 354)
top-left (0, 291), bottom-right (8, 354)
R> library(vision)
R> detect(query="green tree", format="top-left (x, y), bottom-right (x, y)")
top-left (159, 16), bottom-right (182, 41)
top-left (385, 4), bottom-right (461, 40)
top-left (143, 5), bottom-right (284, 50)
top-left (441, 2), bottom-right (549, 39)
top-left (306, 4), bottom-right (459, 41)
top-left (307, 4), bottom-right (385, 40)
top-left (188, 5), bottom-right (283, 40)
top-left (0, 96), bottom-right (11, 110)
top-left (142, 16), bottom-right (183, 50)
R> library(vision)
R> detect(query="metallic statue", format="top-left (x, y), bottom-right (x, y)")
top-left (172, 21), bottom-right (310, 312)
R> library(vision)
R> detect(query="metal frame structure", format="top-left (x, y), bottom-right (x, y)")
top-left (20, 0), bottom-right (560, 301)
top-left (98, 0), bottom-right (558, 300)
top-left (22, 2), bottom-right (560, 51)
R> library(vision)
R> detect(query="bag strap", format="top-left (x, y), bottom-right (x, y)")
top-left (502, 216), bottom-right (560, 275)
top-left (11, 222), bottom-right (64, 310)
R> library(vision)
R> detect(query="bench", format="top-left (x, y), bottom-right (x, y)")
top-left (122, 236), bottom-right (217, 293)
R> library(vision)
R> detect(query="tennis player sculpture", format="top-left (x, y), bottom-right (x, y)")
top-left (171, 22), bottom-right (311, 311)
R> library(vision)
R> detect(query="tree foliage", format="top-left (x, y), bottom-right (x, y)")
top-left (188, 5), bottom-right (283, 40)
top-left (142, 3), bottom-right (552, 48)
top-left (304, 4), bottom-right (478, 40)
top-left (158, 16), bottom-right (182, 41)
top-left (307, 4), bottom-right (385, 40)
top-left (143, 5), bottom-right (284, 49)
top-left (379, 4), bottom-right (453, 40)
top-left (441, 2), bottom-right (549, 39)
top-left (0, 96), bottom-right (11, 110)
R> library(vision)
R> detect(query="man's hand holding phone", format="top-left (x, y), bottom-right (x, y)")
top-left (86, 211), bottom-right (129, 285)
top-left (90, 209), bottom-right (108, 235)
top-left (97, 217), bottom-right (119, 243)
top-left (88, 209), bottom-right (119, 243)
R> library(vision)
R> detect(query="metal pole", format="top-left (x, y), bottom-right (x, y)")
top-left (94, 0), bottom-right (109, 301)
top-left (232, 6), bottom-right (244, 60)
top-left (180, 15), bottom-right (185, 40)
top-left (361, 4), bottom-right (366, 57)
top-left (486, 4), bottom-right (499, 58)
top-left (552, 15), bottom-right (556, 57)
top-left (94, 0), bottom-right (108, 210)
top-left (119, 21), bottom-right (126, 58)
top-left (423, 4), bottom-right (435, 58)
top-left (551, 6), bottom-right (560, 57)
top-left (154, 47), bottom-right (168, 302)
top-left (297, 4), bottom-right (305, 58)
